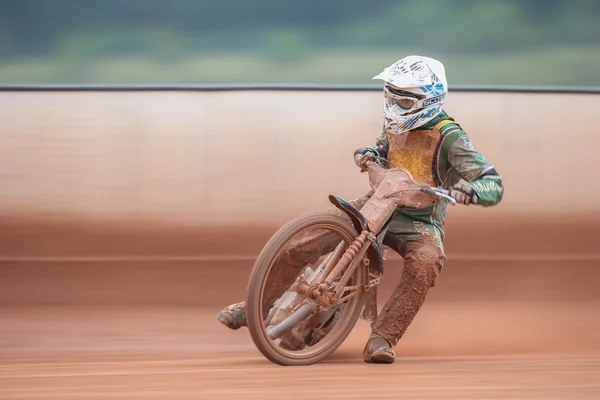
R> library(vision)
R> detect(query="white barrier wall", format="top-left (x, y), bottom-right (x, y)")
top-left (0, 90), bottom-right (597, 225)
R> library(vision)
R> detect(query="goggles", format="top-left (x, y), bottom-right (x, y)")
top-left (383, 85), bottom-right (446, 115)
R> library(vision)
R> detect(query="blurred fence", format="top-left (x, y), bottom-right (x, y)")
top-left (0, 85), bottom-right (598, 227)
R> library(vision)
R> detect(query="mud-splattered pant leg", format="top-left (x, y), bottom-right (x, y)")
top-left (371, 227), bottom-right (446, 346)
top-left (261, 194), bottom-right (372, 309)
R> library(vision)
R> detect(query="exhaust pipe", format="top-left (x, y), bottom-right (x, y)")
top-left (266, 303), bottom-right (314, 339)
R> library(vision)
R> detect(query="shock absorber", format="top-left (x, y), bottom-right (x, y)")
top-left (293, 231), bottom-right (370, 306)
top-left (324, 231), bottom-right (369, 286)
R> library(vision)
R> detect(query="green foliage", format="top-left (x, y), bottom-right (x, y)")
top-left (262, 30), bottom-right (311, 63)
top-left (0, 0), bottom-right (598, 84)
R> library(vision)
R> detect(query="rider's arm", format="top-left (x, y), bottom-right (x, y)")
top-left (354, 125), bottom-right (390, 165)
top-left (364, 125), bottom-right (390, 158)
top-left (447, 132), bottom-right (504, 207)
top-left (374, 125), bottom-right (389, 152)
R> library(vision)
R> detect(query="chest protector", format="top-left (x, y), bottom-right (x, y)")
top-left (386, 119), bottom-right (457, 187)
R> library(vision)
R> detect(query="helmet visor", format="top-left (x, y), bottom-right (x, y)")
top-left (383, 86), bottom-right (419, 115)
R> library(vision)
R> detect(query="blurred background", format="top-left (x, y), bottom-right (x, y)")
top-left (1, 0), bottom-right (599, 85)
top-left (1, 1), bottom-right (600, 398)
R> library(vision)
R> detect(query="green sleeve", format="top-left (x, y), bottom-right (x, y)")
top-left (375, 124), bottom-right (388, 147)
top-left (447, 133), bottom-right (504, 207)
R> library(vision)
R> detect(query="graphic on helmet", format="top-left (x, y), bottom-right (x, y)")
top-left (373, 55), bottom-right (448, 134)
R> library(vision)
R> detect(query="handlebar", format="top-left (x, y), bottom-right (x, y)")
top-left (419, 187), bottom-right (457, 205)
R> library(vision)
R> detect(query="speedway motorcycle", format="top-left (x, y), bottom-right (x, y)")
top-left (245, 157), bottom-right (455, 365)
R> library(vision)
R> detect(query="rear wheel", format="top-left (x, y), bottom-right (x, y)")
top-left (246, 212), bottom-right (367, 366)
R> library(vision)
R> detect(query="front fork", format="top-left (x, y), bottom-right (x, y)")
top-left (293, 229), bottom-right (380, 307)
top-left (266, 230), bottom-right (382, 340)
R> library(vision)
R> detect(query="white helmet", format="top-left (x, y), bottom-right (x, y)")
top-left (373, 55), bottom-right (448, 134)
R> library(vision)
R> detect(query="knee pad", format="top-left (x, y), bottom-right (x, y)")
top-left (403, 243), bottom-right (446, 288)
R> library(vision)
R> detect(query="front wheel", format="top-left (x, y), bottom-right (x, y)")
top-left (246, 212), bottom-right (367, 366)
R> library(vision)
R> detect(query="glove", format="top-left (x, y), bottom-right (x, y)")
top-left (354, 146), bottom-right (376, 164)
top-left (450, 183), bottom-right (479, 205)
top-left (353, 147), bottom-right (378, 172)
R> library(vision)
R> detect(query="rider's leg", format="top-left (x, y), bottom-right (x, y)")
top-left (364, 219), bottom-right (446, 363)
top-left (217, 194), bottom-right (372, 330)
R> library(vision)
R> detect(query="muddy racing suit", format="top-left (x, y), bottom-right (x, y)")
top-left (347, 109), bottom-right (503, 345)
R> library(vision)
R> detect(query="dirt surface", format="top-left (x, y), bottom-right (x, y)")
top-left (1, 217), bottom-right (600, 398)
top-left (1, 305), bottom-right (599, 399)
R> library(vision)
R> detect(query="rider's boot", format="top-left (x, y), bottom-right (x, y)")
top-left (363, 333), bottom-right (395, 364)
top-left (216, 301), bottom-right (247, 330)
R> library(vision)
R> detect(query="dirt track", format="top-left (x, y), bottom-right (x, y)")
top-left (1, 217), bottom-right (599, 398)
top-left (2, 303), bottom-right (600, 399)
